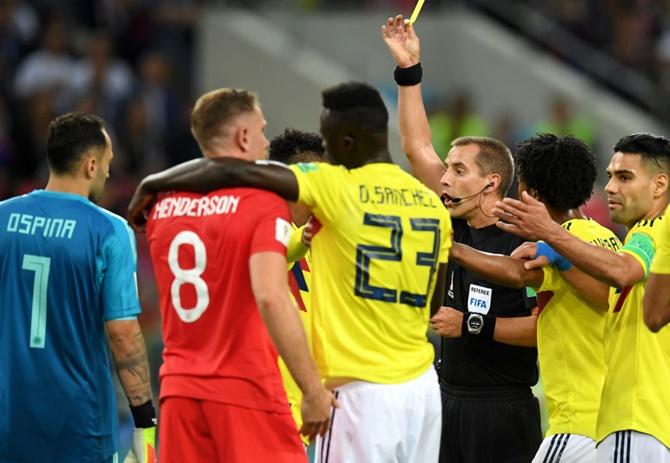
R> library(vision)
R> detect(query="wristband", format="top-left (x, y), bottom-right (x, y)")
top-left (535, 242), bottom-right (572, 271)
top-left (130, 400), bottom-right (157, 428)
top-left (461, 312), bottom-right (496, 340)
top-left (394, 63), bottom-right (423, 86)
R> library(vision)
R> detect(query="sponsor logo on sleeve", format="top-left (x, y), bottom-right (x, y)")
top-left (275, 218), bottom-right (292, 246)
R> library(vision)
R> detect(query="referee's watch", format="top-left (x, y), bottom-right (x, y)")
top-left (462, 312), bottom-right (496, 340)
top-left (465, 313), bottom-right (484, 335)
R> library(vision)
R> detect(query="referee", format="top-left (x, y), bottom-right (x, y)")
top-left (382, 15), bottom-right (542, 462)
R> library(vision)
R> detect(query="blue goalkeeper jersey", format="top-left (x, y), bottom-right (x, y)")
top-left (0, 190), bottom-right (142, 463)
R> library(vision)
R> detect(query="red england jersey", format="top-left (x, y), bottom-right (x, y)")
top-left (146, 188), bottom-right (293, 413)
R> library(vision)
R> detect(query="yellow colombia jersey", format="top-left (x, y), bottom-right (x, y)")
top-left (598, 212), bottom-right (670, 447)
top-left (537, 218), bottom-right (621, 439)
top-left (278, 224), bottom-right (312, 433)
top-left (650, 205), bottom-right (670, 274)
top-left (289, 162), bottom-right (452, 384)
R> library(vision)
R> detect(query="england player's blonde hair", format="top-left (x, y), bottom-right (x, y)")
top-left (191, 88), bottom-right (258, 148)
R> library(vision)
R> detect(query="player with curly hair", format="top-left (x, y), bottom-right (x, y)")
top-left (449, 133), bottom-right (621, 463)
top-left (495, 133), bottom-right (670, 462)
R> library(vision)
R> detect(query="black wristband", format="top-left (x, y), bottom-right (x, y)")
top-left (130, 400), bottom-right (156, 428)
top-left (394, 63), bottom-right (422, 86)
top-left (461, 312), bottom-right (496, 340)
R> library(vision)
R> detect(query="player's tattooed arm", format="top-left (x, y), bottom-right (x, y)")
top-left (106, 319), bottom-right (153, 406)
top-left (128, 158), bottom-right (299, 230)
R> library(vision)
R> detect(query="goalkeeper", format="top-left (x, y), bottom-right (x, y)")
top-left (0, 112), bottom-right (156, 463)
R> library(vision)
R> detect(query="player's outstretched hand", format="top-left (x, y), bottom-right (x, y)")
top-left (127, 184), bottom-right (157, 232)
top-left (493, 191), bottom-right (561, 241)
top-left (124, 427), bottom-right (157, 463)
top-left (381, 14), bottom-right (421, 68)
top-left (430, 307), bottom-right (463, 338)
top-left (300, 386), bottom-right (339, 440)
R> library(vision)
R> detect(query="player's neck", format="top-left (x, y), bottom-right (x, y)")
top-left (343, 148), bottom-right (393, 169)
top-left (637, 198), bottom-right (670, 225)
top-left (550, 208), bottom-right (584, 225)
top-left (45, 175), bottom-right (90, 198)
top-left (204, 149), bottom-right (250, 161)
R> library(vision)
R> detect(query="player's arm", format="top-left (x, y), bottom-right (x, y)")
top-left (510, 242), bottom-right (610, 311)
top-left (382, 15), bottom-right (445, 195)
top-left (496, 192), bottom-right (645, 288)
top-left (431, 307), bottom-right (537, 347)
top-left (107, 319), bottom-right (157, 463)
top-left (450, 243), bottom-right (544, 289)
top-left (128, 158), bottom-right (299, 230)
top-left (643, 273), bottom-right (670, 332)
top-left (107, 319), bottom-right (153, 408)
top-left (558, 267), bottom-right (610, 311)
top-left (493, 313), bottom-right (538, 348)
top-left (102, 224), bottom-right (156, 462)
top-left (249, 251), bottom-right (336, 439)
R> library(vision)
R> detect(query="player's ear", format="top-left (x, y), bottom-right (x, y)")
top-left (236, 127), bottom-right (250, 153)
top-left (654, 172), bottom-right (669, 198)
top-left (82, 153), bottom-right (98, 180)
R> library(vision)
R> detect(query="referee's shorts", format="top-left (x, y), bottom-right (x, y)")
top-left (440, 382), bottom-right (542, 463)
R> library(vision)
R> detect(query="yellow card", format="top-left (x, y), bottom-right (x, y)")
top-left (409, 0), bottom-right (426, 24)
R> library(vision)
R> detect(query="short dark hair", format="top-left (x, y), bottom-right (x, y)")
top-left (46, 113), bottom-right (107, 174)
top-left (613, 133), bottom-right (670, 173)
top-left (322, 82), bottom-right (388, 132)
top-left (452, 136), bottom-right (515, 196)
top-left (516, 134), bottom-right (596, 210)
top-left (269, 129), bottom-right (326, 164)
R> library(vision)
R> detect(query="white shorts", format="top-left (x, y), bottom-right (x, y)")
top-left (532, 434), bottom-right (595, 463)
top-left (596, 431), bottom-right (670, 463)
top-left (314, 367), bottom-right (441, 463)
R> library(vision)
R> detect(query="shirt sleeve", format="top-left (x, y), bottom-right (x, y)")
top-left (288, 162), bottom-right (343, 224)
top-left (250, 192), bottom-right (292, 256)
top-left (102, 221), bottom-right (142, 321)
top-left (538, 266), bottom-right (560, 293)
top-left (620, 231), bottom-right (656, 278)
top-left (651, 216), bottom-right (670, 274)
top-left (287, 224), bottom-right (309, 265)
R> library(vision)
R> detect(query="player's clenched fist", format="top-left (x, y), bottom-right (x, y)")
top-left (124, 427), bottom-right (157, 463)
top-left (300, 387), bottom-right (339, 440)
top-left (381, 14), bottom-right (421, 68)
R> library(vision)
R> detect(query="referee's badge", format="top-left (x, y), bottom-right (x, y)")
top-left (468, 284), bottom-right (492, 315)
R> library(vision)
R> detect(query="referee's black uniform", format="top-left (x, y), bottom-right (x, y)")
top-left (438, 218), bottom-right (542, 463)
